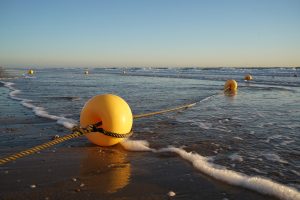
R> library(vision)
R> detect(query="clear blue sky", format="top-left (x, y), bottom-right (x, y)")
top-left (0, 0), bottom-right (299, 68)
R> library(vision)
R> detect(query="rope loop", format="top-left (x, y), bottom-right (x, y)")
top-left (72, 122), bottom-right (132, 139)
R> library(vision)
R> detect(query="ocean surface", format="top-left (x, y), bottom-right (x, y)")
top-left (1, 67), bottom-right (300, 199)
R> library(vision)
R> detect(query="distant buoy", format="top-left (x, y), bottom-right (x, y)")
top-left (80, 94), bottom-right (133, 146)
top-left (224, 80), bottom-right (238, 92)
top-left (244, 74), bottom-right (253, 81)
top-left (28, 69), bottom-right (34, 75)
top-left (84, 70), bottom-right (89, 75)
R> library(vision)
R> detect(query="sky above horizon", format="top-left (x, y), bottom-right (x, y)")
top-left (0, 0), bottom-right (299, 68)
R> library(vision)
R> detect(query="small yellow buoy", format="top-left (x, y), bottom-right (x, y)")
top-left (28, 69), bottom-right (34, 75)
top-left (224, 79), bottom-right (238, 93)
top-left (244, 74), bottom-right (253, 81)
top-left (80, 94), bottom-right (133, 146)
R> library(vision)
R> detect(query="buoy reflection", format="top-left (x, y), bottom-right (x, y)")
top-left (80, 147), bottom-right (131, 194)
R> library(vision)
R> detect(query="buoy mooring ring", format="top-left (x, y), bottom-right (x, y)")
top-left (80, 94), bottom-right (133, 146)
top-left (224, 79), bottom-right (238, 93)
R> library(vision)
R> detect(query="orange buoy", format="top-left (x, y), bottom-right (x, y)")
top-left (80, 94), bottom-right (133, 146)
top-left (244, 74), bottom-right (253, 81)
top-left (224, 79), bottom-right (238, 92)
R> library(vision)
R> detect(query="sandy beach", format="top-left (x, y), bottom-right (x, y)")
top-left (1, 0), bottom-right (300, 199)
top-left (0, 68), bottom-right (279, 200)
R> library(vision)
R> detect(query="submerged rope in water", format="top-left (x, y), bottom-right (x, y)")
top-left (0, 102), bottom-right (196, 165)
top-left (133, 102), bottom-right (196, 119)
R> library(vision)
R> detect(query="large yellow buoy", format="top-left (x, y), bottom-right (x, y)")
top-left (28, 69), bottom-right (34, 75)
top-left (80, 94), bottom-right (133, 146)
top-left (244, 74), bottom-right (253, 81)
top-left (224, 79), bottom-right (238, 92)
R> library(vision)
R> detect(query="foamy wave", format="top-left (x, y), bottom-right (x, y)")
top-left (262, 153), bottom-right (288, 164)
top-left (121, 139), bottom-right (300, 200)
top-left (160, 147), bottom-right (300, 200)
top-left (120, 139), bottom-right (152, 151)
top-left (193, 121), bottom-right (212, 129)
top-left (191, 121), bottom-right (231, 132)
top-left (57, 117), bottom-right (77, 129)
top-left (1, 81), bottom-right (77, 129)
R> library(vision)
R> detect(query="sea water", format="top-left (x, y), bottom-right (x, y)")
top-left (1, 67), bottom-right (300, 199)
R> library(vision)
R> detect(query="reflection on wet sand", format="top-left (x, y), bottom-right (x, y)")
top-left (225, 90), bottom-right (237, 99)
top-left (80, 147), bottom-right (131, 193)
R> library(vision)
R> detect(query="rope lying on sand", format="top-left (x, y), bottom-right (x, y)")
top-left (0, 102), bottom-right (196, 165)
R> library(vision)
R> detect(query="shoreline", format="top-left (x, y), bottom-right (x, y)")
top-left (0, 81), bottom-right (285, 200)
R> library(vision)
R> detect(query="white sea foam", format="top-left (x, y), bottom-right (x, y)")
top-left (193, 121), bottom-right (212, 130)
top-left (120, 139), bottom-right (152, 151)
top-left (265, 134), bottom-right (285, 143)
top-left (262, 153), bottom-right (288, 164)
top-left (280, 140), bottom-right (295, 146)
top-left (57, 118), bottom-right (77, 129)
top-left (251, 167), bottom-right (267, 175)
top-left (228, 153), bottom-right (243, 162)
top-left (190, 121), bottom-right (231, 133)
top-left (121, 139), bottom-right (300, 200)
top-left (160, 147), bottom-right (300, 200)
top-left (1, 81), bottom-right (77, 129)
top-left (233, 136), bottom-right (243, 140)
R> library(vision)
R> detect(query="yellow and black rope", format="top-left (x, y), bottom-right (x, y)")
top-left (0, 125), bottom-right (95, 165)
top-left (133, 102), bottom-right (196, 119)
top-left (0, 102), bottom-right (196, 165)
top-left (0, 131), bottom-right (83, 165)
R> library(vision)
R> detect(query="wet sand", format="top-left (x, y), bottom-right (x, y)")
top-left (0, 80), bottom-right (277, 200)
